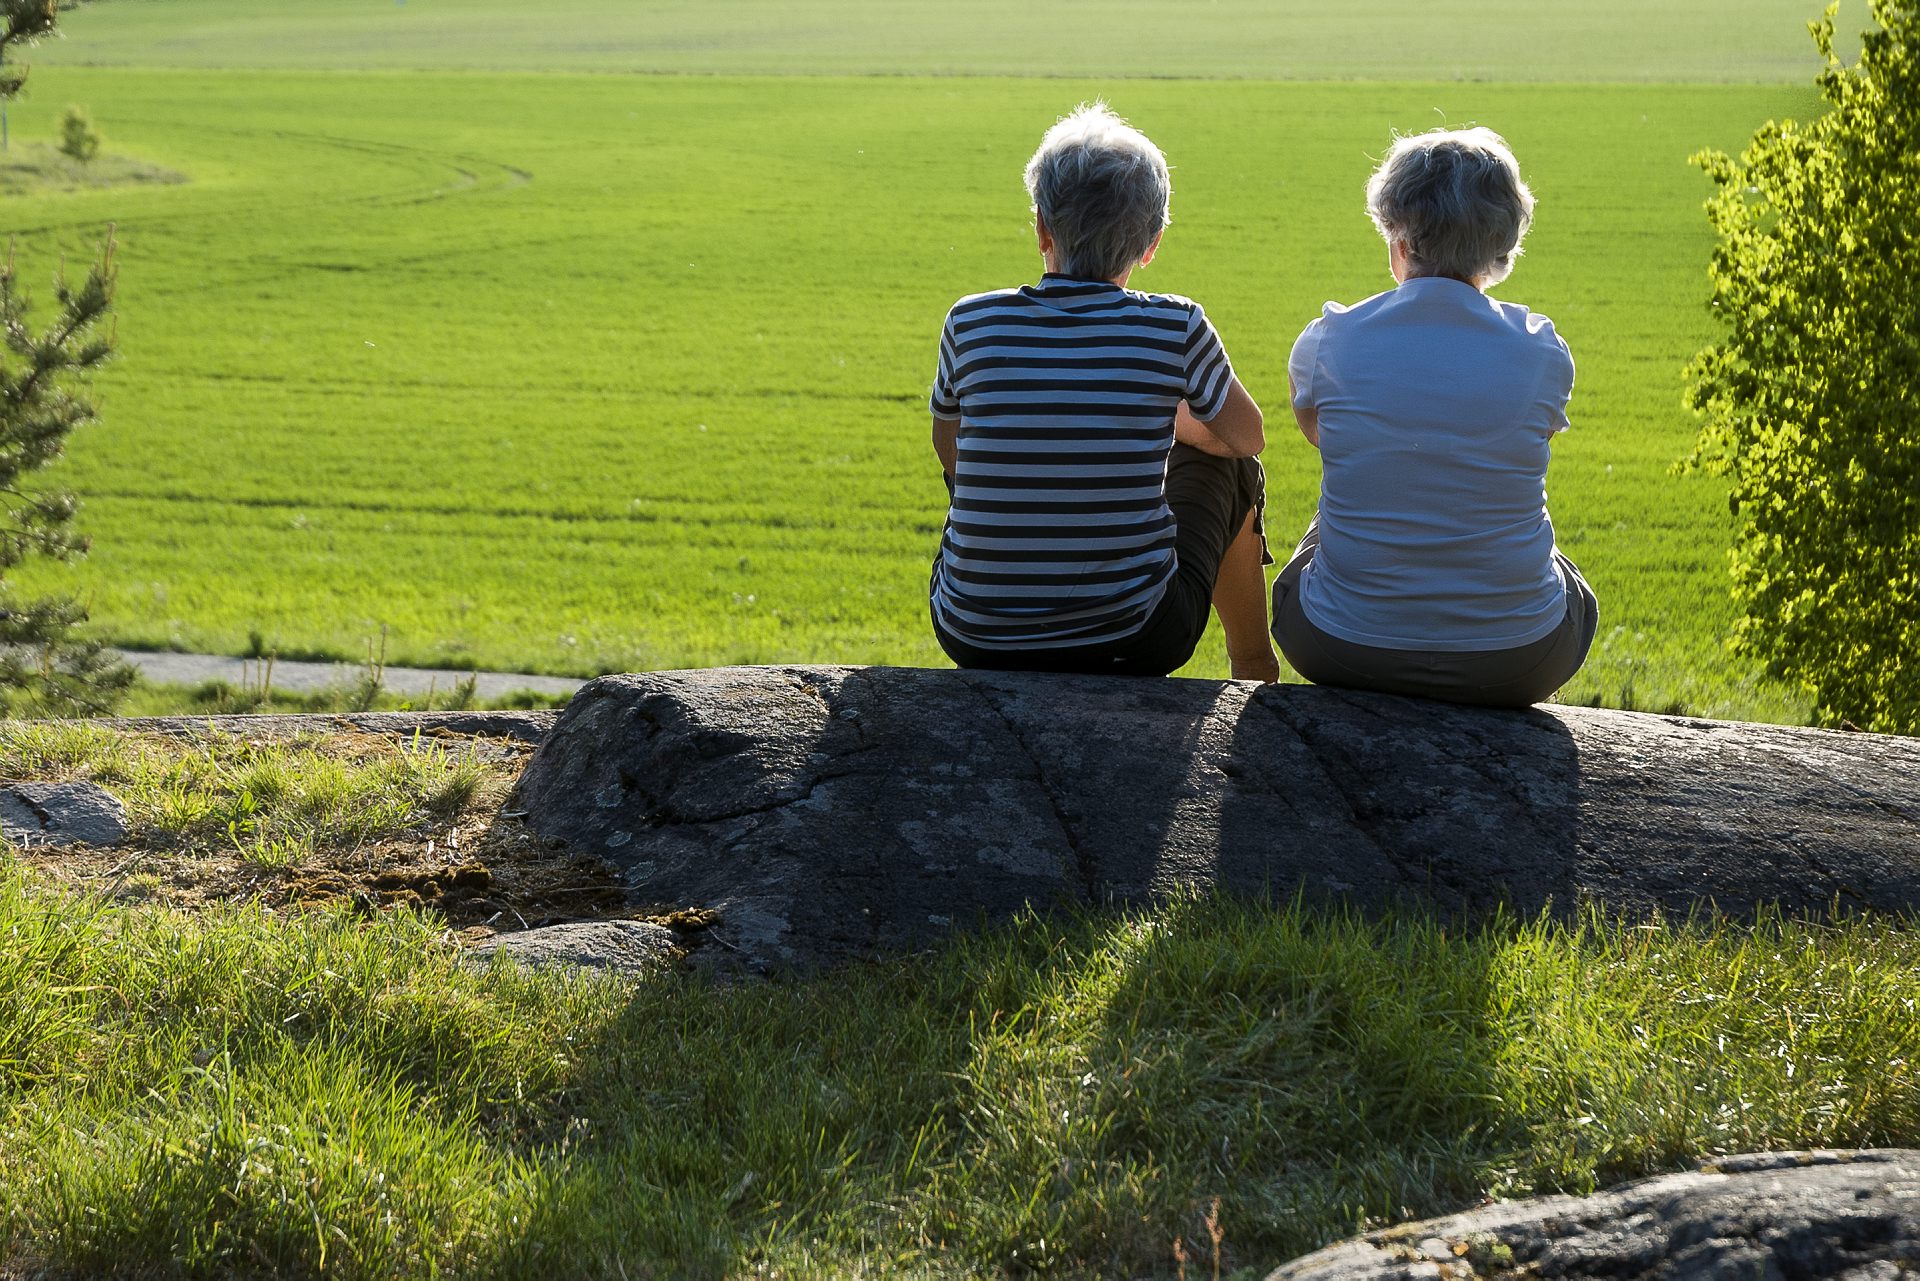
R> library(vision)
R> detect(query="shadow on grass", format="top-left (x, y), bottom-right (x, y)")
top-left (494, 899), bottom-right (1524, 1279)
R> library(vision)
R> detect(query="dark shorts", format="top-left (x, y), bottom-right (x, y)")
top-left (935, 444), bottom-right (1270, 677)
top-left (1270, 517), bottom-right (1600, 708)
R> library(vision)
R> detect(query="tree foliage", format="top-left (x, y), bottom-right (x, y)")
top-left (0, 237), bottom-right (132, 714)
top-left (0, 0), bottom-right (130, 716)
top-left (0, 2), bottom-right (55, 102)
top-left (1686, 0), bottom-right (1919, 734)
top-left (57, 103), bottom-right (99, 162)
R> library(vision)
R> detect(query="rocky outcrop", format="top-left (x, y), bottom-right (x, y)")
top-left (1, 781), bottom-right (129, 848)
top-left (508, 666), bottom-right (1920, 972)
top-left (1268, 1150), bottom-right (1920, 1279)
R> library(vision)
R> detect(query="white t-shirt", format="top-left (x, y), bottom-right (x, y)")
top-left (1288, 276), bottom-right (1575, 652)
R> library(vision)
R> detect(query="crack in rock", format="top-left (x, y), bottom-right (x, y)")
top-left (958, 674), bottom-right (1095, 900)
top-left (1253, 690), bottom-right (1464, 897)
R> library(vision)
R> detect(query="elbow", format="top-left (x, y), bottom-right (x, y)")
top-left (1235, 408), bottom-right (1265, 458)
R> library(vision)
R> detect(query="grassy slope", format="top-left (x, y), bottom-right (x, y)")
top-left (35, 0), bottom-right (1849, 80)
top-left (5, 72), bottom-right (1822, 719)
top-left (6, 865), bottom-right (1920, 1279)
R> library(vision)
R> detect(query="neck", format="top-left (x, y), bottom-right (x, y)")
top-left (1399, 266), bottom-right (1485, 292)
top-left (1043, 253), bottom-right (1132, 288)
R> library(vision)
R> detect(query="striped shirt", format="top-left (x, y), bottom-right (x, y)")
top-left (928, 274), bottom-right (1236, 650)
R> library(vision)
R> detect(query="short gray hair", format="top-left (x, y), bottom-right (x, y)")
top-left (1023, 103), bottom-right (1171, 281)
top-left (1366, 127), bottom-right (1535, 287)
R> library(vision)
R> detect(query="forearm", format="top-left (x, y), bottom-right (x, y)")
top-left (931, 416), bottom-right (959, 475)
top-left (1173, 402), bottom-right (1240, 457)
top-left (1177, 379), bottom-right (1265, 458)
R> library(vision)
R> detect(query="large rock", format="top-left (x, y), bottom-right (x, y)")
top-left (1268, 1149), bottom-right (1920, 1279)
top-left (1, 781), bottom-right (130, 848)
top-left (508, 666), bottom-right (1920, 972)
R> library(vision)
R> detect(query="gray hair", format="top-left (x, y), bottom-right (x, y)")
top-left (1023, 103), bottom-right (1171, 281)
top-left (1366, 127), bottom-right (1535, 287)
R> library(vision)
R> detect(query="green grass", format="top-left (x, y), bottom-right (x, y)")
top-left (2, 69), bottom-right (1825, 721)
top-left (34, 0), bottom-right (1853, 81)
top-left (4, 872), bottom-right (1920, 1279)
top-left (0, 720), bottom-right (495, 860)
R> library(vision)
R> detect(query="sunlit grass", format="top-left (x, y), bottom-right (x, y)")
top-left (2, 868), bottom-right (1917, 1279)
top-left (0, 721), bottom-right (500, 864)
top-left (2, 70), bottom-right (1820, 723)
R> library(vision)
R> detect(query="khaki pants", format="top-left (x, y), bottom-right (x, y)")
top-left (1270, 520), bottom-right (1599, 709)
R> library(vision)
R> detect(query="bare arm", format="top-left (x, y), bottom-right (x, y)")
top-left (1173, 377), bottom-right (1264, 458)
top-left (931, 414), bottom-right (959, 476)
top-left (1288, 374), bottom-right (1320, 449)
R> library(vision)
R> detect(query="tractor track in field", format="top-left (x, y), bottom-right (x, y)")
top-left (1, 118), bottom-right (531, 243)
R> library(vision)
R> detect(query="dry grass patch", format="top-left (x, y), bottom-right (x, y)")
top-left (0, 722), bottom-right (626, 932)
top-left (0, 143), bottom-right (186, 194)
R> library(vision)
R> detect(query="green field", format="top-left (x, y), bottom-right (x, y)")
top-left (32, 0), bottom-right (1856, 80)
top-left (3, 1), bottom-right (1848, 720)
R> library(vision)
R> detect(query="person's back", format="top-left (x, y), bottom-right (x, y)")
top-left (932, 278), bottom-right (1232, 649)
top-left (1272, 126), bottom-right (1599, 708)
top-left (927, 103), bottom-right (1277, 681)
top-left (1296, 277), bottom-right (1573, 650)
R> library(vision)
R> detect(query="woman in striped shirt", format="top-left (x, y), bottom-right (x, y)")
top-left (928, 104), bottom-right (1279, 682)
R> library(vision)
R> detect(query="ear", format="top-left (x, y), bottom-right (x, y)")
top-left (1139, 227), bottom-right (1165, 268)
top-left (1034, 213), bottom-right (1054, 257)
top-left (1389, 237), bottom-right (1411, 282)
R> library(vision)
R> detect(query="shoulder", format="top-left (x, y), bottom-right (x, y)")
top-left (1291, 290), bottom-right (1382, 358)
top-left (1126, 289), bottom-right (1201, 311)
top-left (1299, 289), bottom-right (1389, 336)
top-left (1487, 297), bottom-right (1576, 395)
top-left (1122, 288), bottom-right (1211, 325)
top-left (1487, 296), bottom-right (1572, 353)
top-left (944, 287), bottom-right (1028, 323)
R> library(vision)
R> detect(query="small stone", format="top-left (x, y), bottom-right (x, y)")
top-left (605, 830), bottom-right (632, 848)
top-left (1, 782), bottom-right (130, 848)
top-left (1418, 1238), bottom-right (1453, 1262)
top-left (470, 920), bottom-right (678, 974)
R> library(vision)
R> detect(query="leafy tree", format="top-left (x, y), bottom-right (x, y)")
top-left (57, 103), bottom-right (98, 162)
top-left (0, 1), bottom-right (130, 715)
top-left (1685, 0), bottom-right (1918, 734)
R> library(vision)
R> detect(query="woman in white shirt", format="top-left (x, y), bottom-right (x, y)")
top-left (1274, 127), bottom-right (1598, 707)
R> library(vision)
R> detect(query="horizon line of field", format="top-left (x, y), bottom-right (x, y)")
top-left (26, 62), bottom-right (1821, 88)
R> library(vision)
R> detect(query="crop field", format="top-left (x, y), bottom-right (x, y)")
top-left (4, 1), bottom-right (1845, 720)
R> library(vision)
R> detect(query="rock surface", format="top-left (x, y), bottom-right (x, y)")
top-left (1268, 1150), bottom-right (1920, 1279)
top-left (509, 666), bottom-right (1920, 972)
top-left (0, 781), bottom-right (130, 848)
top-left (469, 920), bottom-right (680, 973)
